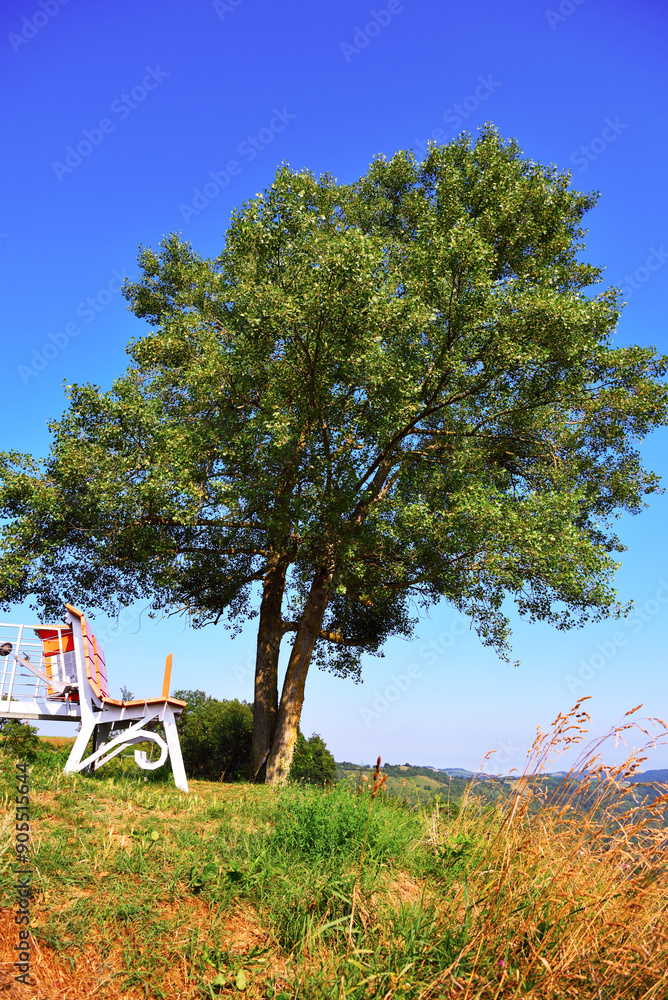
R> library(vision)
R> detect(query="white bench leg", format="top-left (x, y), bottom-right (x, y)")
top-left (92, 721), bottom-right (113, 770)
top-left (163, 711), bottom-right (188, 792)
top-left (64, 716), bottom-right (96, 775)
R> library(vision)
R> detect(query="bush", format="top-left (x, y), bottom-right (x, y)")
top-left (173, 692), bottom-right (253, 781)
top-left (0, 719), bottom-right (40, 762)
top-left (290, 731), bottom-right (336, 785)
top-left (172, 690), bottom-right (337, 784)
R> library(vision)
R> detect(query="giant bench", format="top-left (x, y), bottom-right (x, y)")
top-left (0, 603), bottom-right (188, 791)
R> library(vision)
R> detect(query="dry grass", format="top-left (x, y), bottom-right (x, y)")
top-left (413, 699), bottom-right (668, 999)
top-left (37, 736), bottom-right (77, 749)
top-left (0, 702), bottom-right (666, 998)
top-left (0, 898), bottom-right (288, 999)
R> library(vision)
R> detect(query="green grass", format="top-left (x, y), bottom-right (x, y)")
top-left (1, 707), bottom-right (667, 998)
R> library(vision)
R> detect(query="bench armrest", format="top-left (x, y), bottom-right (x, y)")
top-left (13, 653), bottom-right (72, 694)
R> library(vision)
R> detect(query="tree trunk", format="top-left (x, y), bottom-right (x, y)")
top-left (265, 563), bottom-right (334, 786)
top-left (251, 552), bottom-right (289, 781)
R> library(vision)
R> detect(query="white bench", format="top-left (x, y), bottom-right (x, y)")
top-left (0, 603), bottom-right (188, 791)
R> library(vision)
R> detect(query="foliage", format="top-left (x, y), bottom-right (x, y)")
top-left (2, 129), bottom-right (665, 654)
top-left (172, 688), bottom-right (210, 723)
top-left (290, 731), bottom-right (336, 784)
top-left (0, 717), bottom-right (39, 761)
top-left (172, 690), bottom-right (253, 782)
top-left (172, 689), bottom-right (335, 784)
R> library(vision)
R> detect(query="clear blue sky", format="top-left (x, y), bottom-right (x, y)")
top-left (2, 0), bottom-right (667, 772)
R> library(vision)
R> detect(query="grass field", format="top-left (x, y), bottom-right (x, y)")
top-left (1, 704), bottom-right (667, 999)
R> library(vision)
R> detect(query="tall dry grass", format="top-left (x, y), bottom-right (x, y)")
top-left (415, 698), bottom-right (668, 999)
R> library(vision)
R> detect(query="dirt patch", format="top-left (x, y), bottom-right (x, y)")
top-left (375, 870), bottom-right (427, 909)
top-left (220, 903), bottom-right (273, 954)
top-left (0, 896), bottom-right (288, 999)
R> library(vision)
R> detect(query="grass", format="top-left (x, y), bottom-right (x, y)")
top-left (0, 702), bottom-right (666, 998)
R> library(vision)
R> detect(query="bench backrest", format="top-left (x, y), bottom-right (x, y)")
top-left (65, 604), bottom-right (109, 701)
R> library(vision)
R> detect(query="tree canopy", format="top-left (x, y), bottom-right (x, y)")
top-left (1, 125), bottom-right (666, 784)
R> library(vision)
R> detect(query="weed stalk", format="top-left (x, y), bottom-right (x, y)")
top-left (347, 755), bottom-right (387, 959)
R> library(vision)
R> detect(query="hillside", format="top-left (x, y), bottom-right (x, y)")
top-left (626, 769), bottom-right (668, 783)
top-left (336, 759), bottom-right (668, 819)
top-left (1, 740), bottom-right (666, 998)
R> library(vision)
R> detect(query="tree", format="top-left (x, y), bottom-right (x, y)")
top-left (172, 692), bottom-right (254, 781)
top-left (291, 731), bottom-right (337, 784)
top-left (0, 719), bottom-right (40, 761)
top-left (0, 126), bottom-right (666, 785)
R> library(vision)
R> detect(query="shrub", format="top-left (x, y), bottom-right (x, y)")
top-left (0, 718), bottom-right (40, 761)
top-left (290, 731), bottom-right (336, 785)
top-left (173, 692), bottom-right (253, 781)
top-left (173, 689), bottom-right (337, 784)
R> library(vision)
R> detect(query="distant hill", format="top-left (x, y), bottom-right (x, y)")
top-left (386, 763), bottom-right (668, 783)
top-left (335, 761), bottom-right (668, 811)
top-left (626, 770), bottom-right (668, 784)
top-left (433, 767), bottom-right (478, 779)
top-left (334, 760), bottom-right (512, 808)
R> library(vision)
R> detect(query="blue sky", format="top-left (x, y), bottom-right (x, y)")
top-left (2, 0), bottom-right (667, 772)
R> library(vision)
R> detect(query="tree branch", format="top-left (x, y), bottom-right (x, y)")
top-left (280, 620), bottom-right (367, 647)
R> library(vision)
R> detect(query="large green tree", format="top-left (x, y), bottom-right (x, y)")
top-left (1, 127), bottom-right (666, 784)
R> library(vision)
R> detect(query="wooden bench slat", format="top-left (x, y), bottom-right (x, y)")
top-left (101, 696), bottom-right (187, 707)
